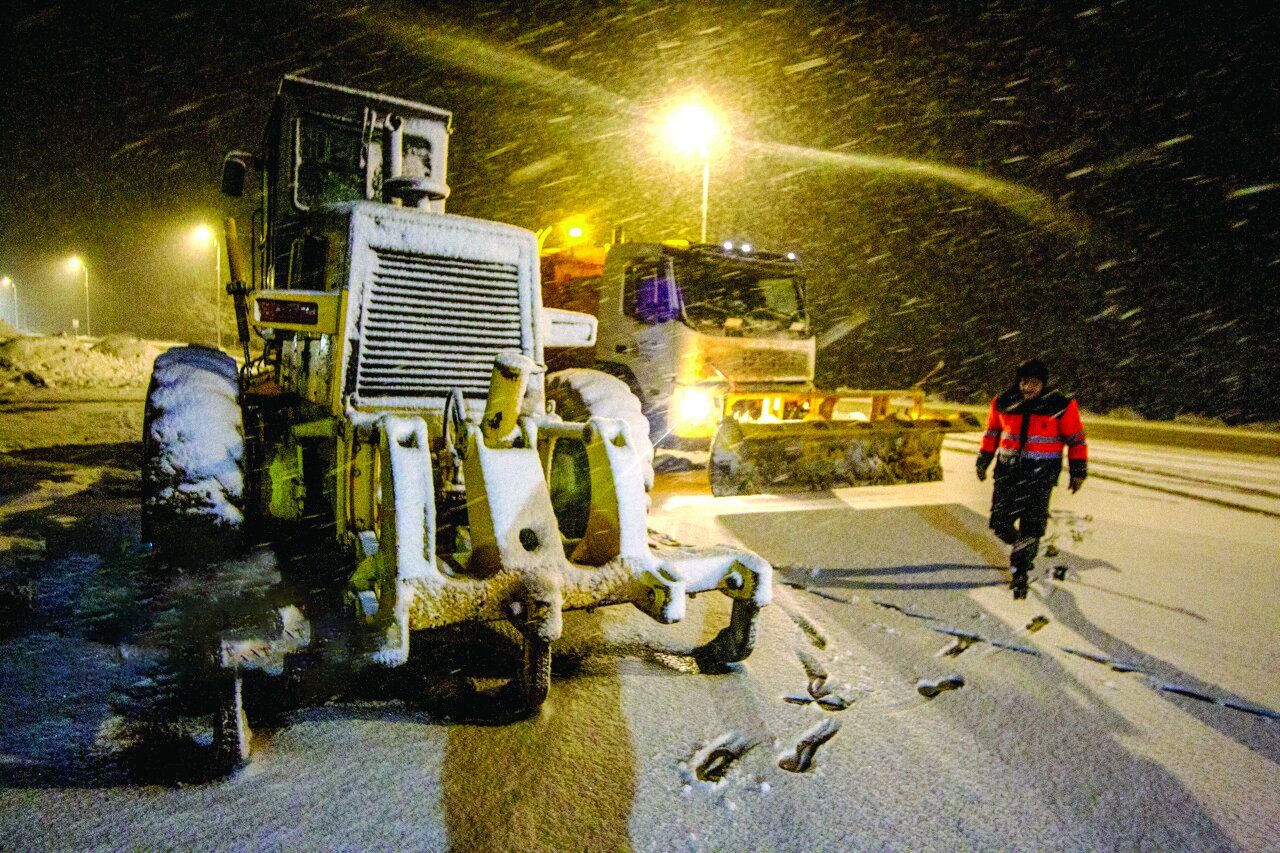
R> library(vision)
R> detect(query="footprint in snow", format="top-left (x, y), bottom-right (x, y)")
top-left (778, 718), bottom-right (841, 773)
top-left (938, 634), bottom-right (978, 657)
top-left (689, 732), bottom-right (758, 783)
top-left (917, 674), bottom-right (965, 698)
top-left (1025, 615), bottom-right (1050, 633)
top-left (783, 675), bottom-right (853, 711)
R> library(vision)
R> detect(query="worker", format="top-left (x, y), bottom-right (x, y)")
top-left (975, 358), bottom-right (1088, 599)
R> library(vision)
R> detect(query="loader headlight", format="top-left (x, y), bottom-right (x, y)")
top-left (671, 386), bottom-right (719, 438)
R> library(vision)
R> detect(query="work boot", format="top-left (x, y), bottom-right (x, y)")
top-left (1010, 569), bottom-right (1028, 600)
top-left (1010, 537), bottom-right (1039, 573)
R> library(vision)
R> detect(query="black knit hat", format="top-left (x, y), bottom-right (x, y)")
top-left (1016, 358), bottom-right (1049, 383)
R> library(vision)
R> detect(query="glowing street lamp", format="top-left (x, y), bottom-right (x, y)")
top-left (0, 276), bottom-right (17, 329)
top-left (67, 256), bottom-right (90, 337)
top-left (193, 224), bottom-right (223, 350)
top-left (661, 98), bottom-right (721, 243)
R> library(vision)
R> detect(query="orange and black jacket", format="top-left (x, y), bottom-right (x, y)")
top-left (976, 387), bottom-right (1088, 481)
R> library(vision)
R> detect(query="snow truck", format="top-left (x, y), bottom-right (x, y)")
top-left (539, 238), bottom-right (978, 496)
top-left (139, 75), bottom-right (770, 768)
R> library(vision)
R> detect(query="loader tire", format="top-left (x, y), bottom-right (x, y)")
top-left (520, 634), bottom-right (552, 710)
top-left (546, 369), bottom-right (654, 488)
top-left (142, 345), bottom-right (244, 563)
top-left (709, 419), bottom-right (756, 497)
top-left (546, 369), bottom-right (654, 539)
top-left (212, 670), bottom-right (252, 772)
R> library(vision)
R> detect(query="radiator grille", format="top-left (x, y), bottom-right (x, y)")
top-left (355, 249), bottom-right (525, 400)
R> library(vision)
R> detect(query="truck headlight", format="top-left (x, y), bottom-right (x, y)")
top-left (671, 386), bottom-right (718, 437)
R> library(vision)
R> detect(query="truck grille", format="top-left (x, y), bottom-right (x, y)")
top-left (355, 249), bottom-right (526, 400)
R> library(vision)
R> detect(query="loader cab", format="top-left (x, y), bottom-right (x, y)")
top-left (246, 75), bottom-right (453, 291)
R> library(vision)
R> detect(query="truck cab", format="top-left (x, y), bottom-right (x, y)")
top-left (544, 240), bottom-right (817, 443)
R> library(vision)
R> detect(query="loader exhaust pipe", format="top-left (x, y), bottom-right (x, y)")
top-left (386, 114), bottom-right (403, 186)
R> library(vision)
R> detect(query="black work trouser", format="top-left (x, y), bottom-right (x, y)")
top-left (989, 461), bottom-right (1057, 569)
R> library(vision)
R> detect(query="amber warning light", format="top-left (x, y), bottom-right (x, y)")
top-left (257, 298), bottom-right (319, 325)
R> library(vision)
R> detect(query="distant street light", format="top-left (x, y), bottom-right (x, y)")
top-left (193, 225), bottom-right (223, 350)
top-left (661, 98), bottom-right (721, 243)
top-left (0, 276), bottom-right (17, 329)
top-left (67, 256), bottom-right (91, 337)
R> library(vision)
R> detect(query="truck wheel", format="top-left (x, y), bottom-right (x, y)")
top-left (546, 369), bottom-right (655, 538)
top-left (142, 345), bottom-right (244, 562)
top-left (709, 419), bottom-right (757, 497)
top-left (212, 671), bottom-right (252, 771)
top-left (520, 635), bottom-right (552, 709)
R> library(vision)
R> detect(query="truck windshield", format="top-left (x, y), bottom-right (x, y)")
top-left (673, 256), bottom-right (805, 330)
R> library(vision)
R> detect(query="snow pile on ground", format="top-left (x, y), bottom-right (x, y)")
top-left (0, 335), bottom-right (172, 391)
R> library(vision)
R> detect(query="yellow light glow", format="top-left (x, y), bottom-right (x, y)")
top-left (192, 224), bottom-right (215, 247)
top-left (559, 214), bottom-right (590, 246)
top-left (663, 99), bottom-right (718, 155)
top-left (672, 386), bottom-right (718, 437)
top-left (67, 255), bottom-right (83, 270)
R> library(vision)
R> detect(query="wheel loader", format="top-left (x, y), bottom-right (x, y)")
top-left (539, 236), bottom-right (980, 496)
top-left (138, 75), bottom-right (770, 769)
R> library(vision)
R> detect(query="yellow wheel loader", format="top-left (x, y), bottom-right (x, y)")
top-left (540, 238), bottom-right (979, 497)
top-left (138, 76), bottom-right (769, 770)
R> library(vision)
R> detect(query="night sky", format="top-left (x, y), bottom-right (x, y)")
top-left (2, 1), bottom-right (1276, 420)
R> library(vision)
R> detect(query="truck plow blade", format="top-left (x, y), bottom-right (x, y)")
top-left (709, 418), bottom-right (947, 496)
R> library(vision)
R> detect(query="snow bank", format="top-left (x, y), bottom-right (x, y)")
top-left (0, 335), bottom-right (171, 391)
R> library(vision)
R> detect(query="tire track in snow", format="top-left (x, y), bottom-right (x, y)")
top-left (948, 432), bottom-right (1280, 516)
top-left (1090, 458), bottom-right (1280, 499)
top-left (1086, 471), bottom-right (1280, 519)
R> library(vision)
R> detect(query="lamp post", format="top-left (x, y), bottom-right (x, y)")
top-left (662, 99), bottom-right (720, 243)
top-left (67, 256), bottom-right (90, 337)
top-left (0, 276), bottom-right (16, 329)
top-left (193, 225), bottom-right (222, 350)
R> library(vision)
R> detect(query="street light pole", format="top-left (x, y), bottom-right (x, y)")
top-left (82, 264), bottom-right (91, 337)
top-left (213, 235), bottom-right (222, 351)
top-left (700, 143), bottom-right (710, 244)
top-left (68, 256), bottom-right (91, 337)
top-left (194, 225), bottom-right (222, 350)
top-left (662, 98), bottom-right (720, 244)
top-left (0, 276), bottom-right (16, 329)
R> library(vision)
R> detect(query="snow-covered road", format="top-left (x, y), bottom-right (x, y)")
top-left (2, 425), bottom-right (1277, 850)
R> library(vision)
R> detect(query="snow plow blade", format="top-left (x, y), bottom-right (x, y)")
top-left (709, 403), bottom-right (972, 496)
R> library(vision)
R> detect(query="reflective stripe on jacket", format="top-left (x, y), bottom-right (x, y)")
top-left (980, 388), bottom-right (1088, 472)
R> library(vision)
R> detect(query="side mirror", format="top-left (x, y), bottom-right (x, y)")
top-left (221, 151), bottom-right (254, 198)
top-left (542, 308), bottom-right (597, 348)
top-left (634, 272), bottom-right (679, 324)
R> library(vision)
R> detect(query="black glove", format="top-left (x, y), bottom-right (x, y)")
top-left (976, 452), bottom-right (993, 482)
top-left (1068, 460), bottom-right (1087, 493)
